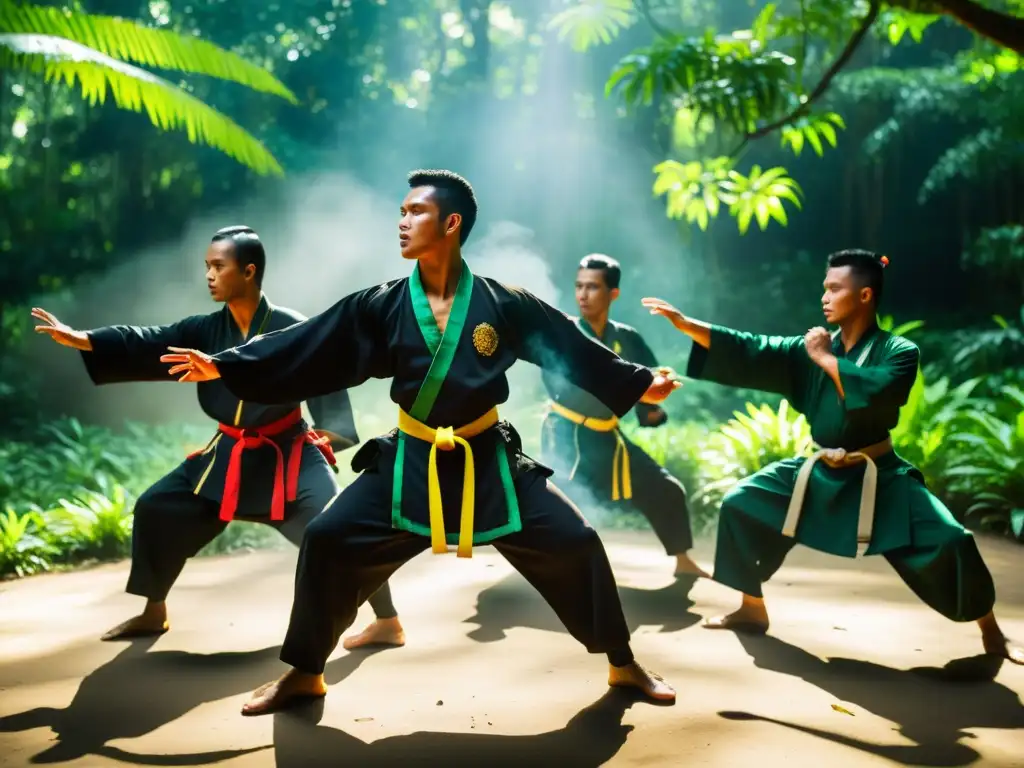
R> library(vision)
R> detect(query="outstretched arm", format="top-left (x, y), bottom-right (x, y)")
top-left (162, 287), bottom-right (392, 404)
top-left (505, 287), bottom-right (675, 417)
top-left (643, 297), bottom-right (807, 402)
top-left (33, 306), bottom-right (207, 385)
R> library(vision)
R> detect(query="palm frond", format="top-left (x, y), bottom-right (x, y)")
top-left (0, 0), bottom-right (297, 103)
top-left (0, 34), bottom-right (283, 176)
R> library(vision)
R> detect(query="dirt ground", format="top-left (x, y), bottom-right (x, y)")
top-left (1, 530), bottom-right (1023, 767)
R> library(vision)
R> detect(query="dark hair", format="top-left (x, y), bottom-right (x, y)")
top-left (578, 253), bottom-right (622, 290)
top-left (826, 248), bottom-right (885, 305)
top-left (407, 169), bottom-right (478, 245)
top-left (211, 225), bottom-right (266, 287)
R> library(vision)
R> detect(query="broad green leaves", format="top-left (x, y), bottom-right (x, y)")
top-left (879, 6), bottom-right (940, 45)
top-left (720, 164), bottom-right (803, 233)
top-left (780, 112), bottom-right (846, 156)
top-left (556, 0), bottom-right (1023, 236)
top-left (606, 33), bottom-right (796, 133)
top-left (653, 159), bottom-right (803, 233)
top-left (0, 34), bottom-right (284, 176)
top-left (0, 1), bottom-right (296, 176)
top-left (0, 1), bottom-right (297, 101)
top-left (546, 0), bottom-right (635, 52)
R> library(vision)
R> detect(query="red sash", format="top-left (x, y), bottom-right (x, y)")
top-left (188, 408), bottom-right (337, 522)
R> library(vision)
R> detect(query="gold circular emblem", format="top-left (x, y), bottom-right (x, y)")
top-left (472, 322), bottom-right (499, 357)
top-left (613, 340), bottom-right (622, 354)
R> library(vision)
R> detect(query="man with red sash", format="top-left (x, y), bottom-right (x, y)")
top-left (33, 226), bottom-right (405, 645)
top-left (163, 171), bottom-right (681, 715)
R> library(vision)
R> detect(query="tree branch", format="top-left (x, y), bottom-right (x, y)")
top-left (931, 0), bottom-right (1024, 53)
top-left (730, 0), bottom-right (882, 156)
top-left (635, 0), bottom-right (674, 40)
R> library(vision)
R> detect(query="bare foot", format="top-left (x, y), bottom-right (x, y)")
top-left (978, 611), bottom-right (1024, 664)
top-left (608, 661), bottom-right (676, 704)
top-left (673, 553), bottom-right (711, 578)
top-left (703, 595), bottom-right (769, 634)
top-left (101, 602), bottom-right (169, 641)
top-left (241, 669), bottom-right (327, 716)
top-left (981, 632), bottom-right (1024, 664)
top-left (342, 617), bottom-right (406, 650)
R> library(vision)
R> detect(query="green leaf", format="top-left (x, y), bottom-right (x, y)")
top-left (0, 0), bottom-right (297, 103)
top-left (1011, 509), bottom-right (1024, 540)
top-left (767, 196), bottom-right (788, 226)
top-left (737, 205), bottom-right (754, 234)
top-left (781, 127), bottom-right (805, 156)
top-left (547, 0), bottom-right (635, 53)
top-left (0, 33), bottom-right (283, 176)
top-left (805, 126), bottom-right (824, 156)
top-left (891, 319), bottom-right (926, 336)
top-left (817, 122), bottom-right (838, 147)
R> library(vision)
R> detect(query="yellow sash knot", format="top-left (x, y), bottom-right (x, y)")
top-left (548, 401), bottom-right (632, 501)
top-left (397, 407), bottom-right (499, 559)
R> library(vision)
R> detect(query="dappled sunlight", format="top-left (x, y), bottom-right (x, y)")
top-left (2, 1), bottom-right (1023, 766)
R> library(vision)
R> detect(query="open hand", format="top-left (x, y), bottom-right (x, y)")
top-left (160, 347), bottom-right (220, 382)
top-left (641, 298), bottom-right (687, 331)
top-left (803, 327), bottom-right (832, 362)
top-left (640, 369), bottom-right (682, 404)
top-left (32, 307), bottom-right (91, 351)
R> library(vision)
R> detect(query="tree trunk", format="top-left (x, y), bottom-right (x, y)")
top-left (936, 0), bottom-right (1024, 54)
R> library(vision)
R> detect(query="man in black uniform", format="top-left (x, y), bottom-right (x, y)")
top-left (162, 172), bottom-right (680, 714)
top-left (33, 226), bottom-right (405, 644)
top-left (540, 254), bottom-right (707, 577)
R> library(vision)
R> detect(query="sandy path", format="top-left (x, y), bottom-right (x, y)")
top-left (1, 531), bottom-right (1022, 767)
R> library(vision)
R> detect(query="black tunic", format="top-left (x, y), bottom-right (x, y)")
top-left (542, 317), bottom-right (666, 426)
top-left (209, 265), bottom-right (653, 542)
top-left (81, 295), bottom-right (358, 518)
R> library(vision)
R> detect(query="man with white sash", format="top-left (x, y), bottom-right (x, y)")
top-left (163, 169), bottom-right (682, 715)
top-left (643, 249), bottom-right (1023, 666)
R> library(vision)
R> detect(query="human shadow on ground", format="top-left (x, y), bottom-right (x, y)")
top-left (0, 636), bottom-right (381, 765)
top-left (272, 686), bottom-right (640, 767)
top-left (718, 633), bottom-right (1024, 767)
top-left (464, 571), bottom-right (701, 643)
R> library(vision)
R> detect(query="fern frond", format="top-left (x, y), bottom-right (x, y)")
top-left (0, 33), bottom-right (283, 176)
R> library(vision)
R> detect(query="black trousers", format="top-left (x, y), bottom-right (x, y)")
top-left (279, 466), bottom-right (634, 674)
top-left (540, 415), bottom-right (694, 555)
top-left (124, 462), bottom-right (398, 619)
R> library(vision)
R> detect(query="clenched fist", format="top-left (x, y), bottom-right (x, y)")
top-left (803, 327), bottom-right (833, 362)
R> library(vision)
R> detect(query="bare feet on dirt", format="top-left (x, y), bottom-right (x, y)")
top-left (342, 617), bottom-right (406, 650)
top-left (673, 553), bottom-right (711, 578)
top-left (703, 594), bottom-right (769, 634)
top-left (978, 612), bottom-right (1024, 665)
top-left (241, 669), bottom-right (328, 716)
top-left (101, 601), bottom-right (169, 641)
top-left (608, 662), bottom-right (676, 704)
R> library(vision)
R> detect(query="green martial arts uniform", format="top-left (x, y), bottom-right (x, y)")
top-left (686, 322), bottom-right (995, 622)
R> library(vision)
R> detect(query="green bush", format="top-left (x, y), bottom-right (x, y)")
top-left (0, 417), bottom-right (291, 579)
top-left (3, 370), bottom-right (1023, 581)
top-left (946, 386), bottom-right (1024, 541)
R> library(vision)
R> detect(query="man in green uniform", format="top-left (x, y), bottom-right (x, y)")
top-left (643, 249), bottom-right (1023, 664)
top-left (540, 254), bottom-right (707, 577)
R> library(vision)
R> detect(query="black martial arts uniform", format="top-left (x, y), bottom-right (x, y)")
top-left (81, 294), bottom-right (398, 618)
top-left (208, 263), bottom-right (656, 674)
top-left (540, 316), bottom-right (694, 555)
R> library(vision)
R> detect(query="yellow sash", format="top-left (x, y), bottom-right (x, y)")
top-left (782, 437), bottom-right (893, 556)
top-left (548, 401), bottom-right (632, 501)
top-left (397, 406), bottom-right (499, 558)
